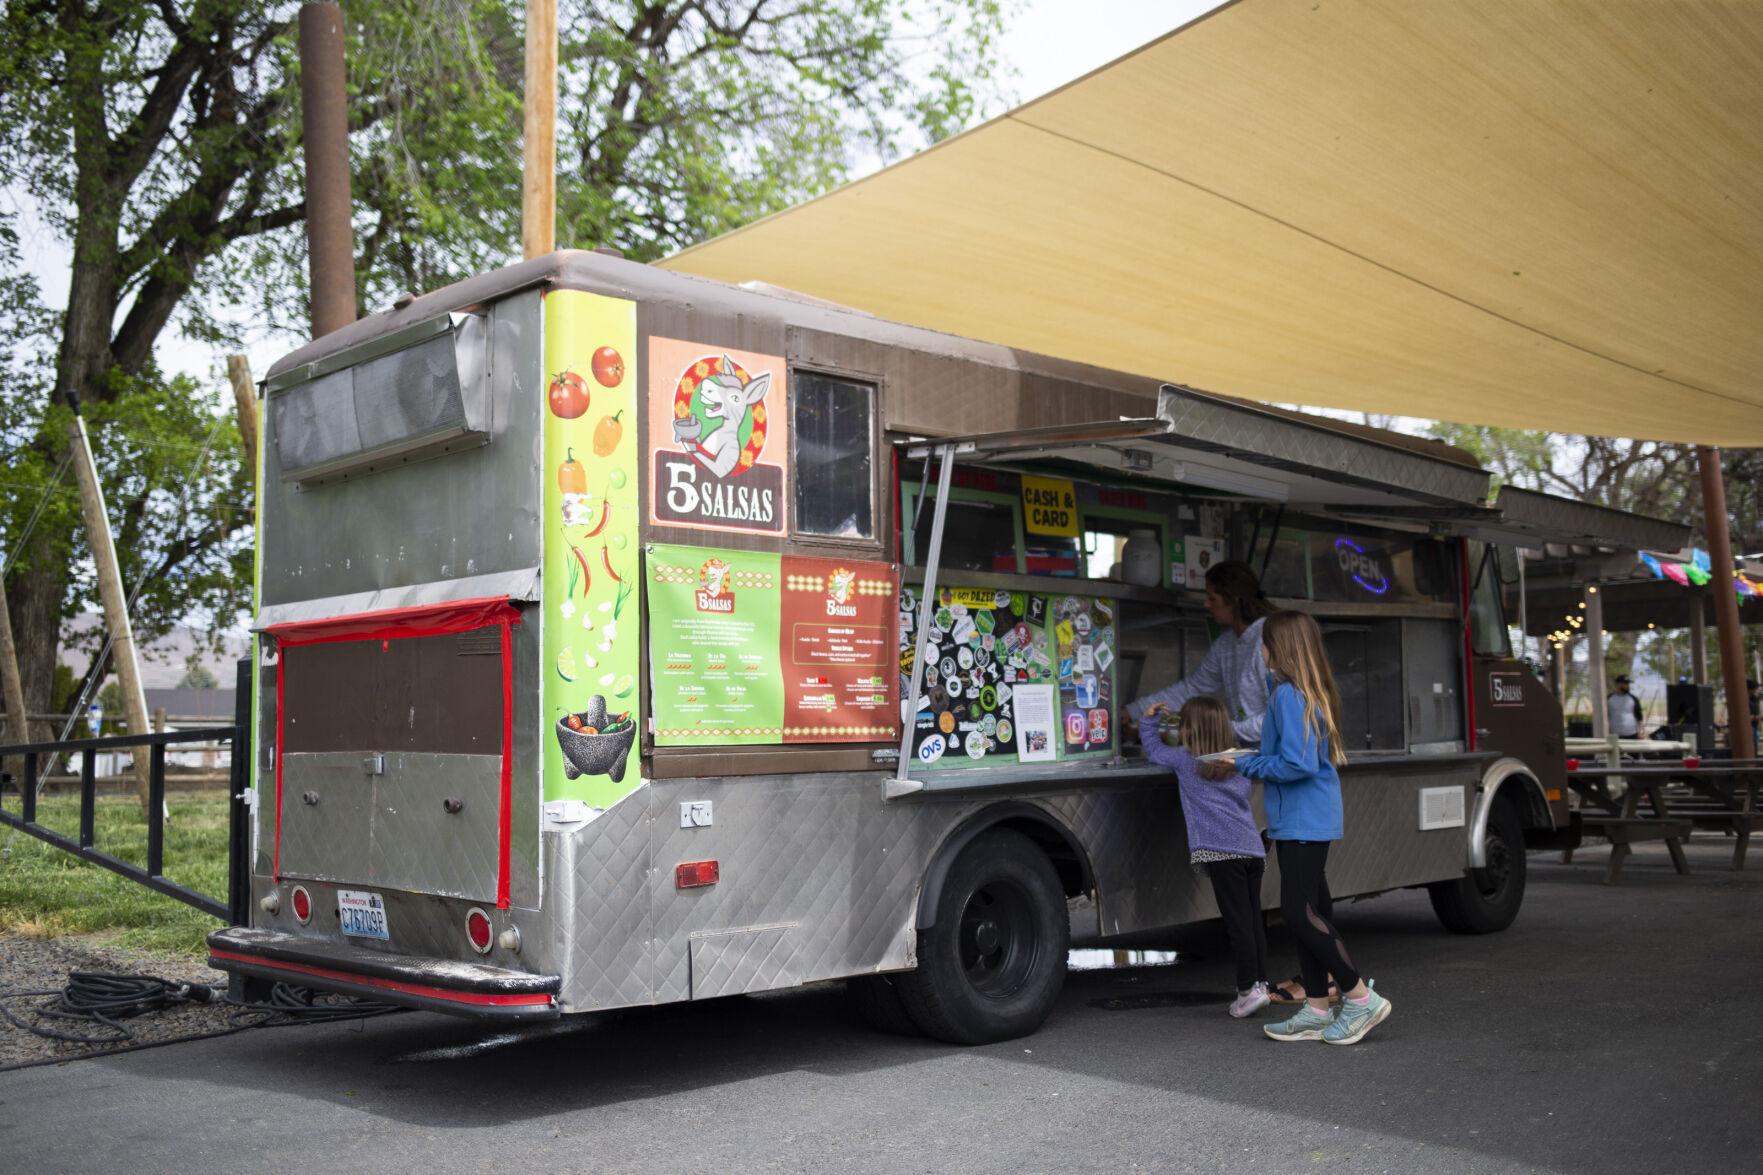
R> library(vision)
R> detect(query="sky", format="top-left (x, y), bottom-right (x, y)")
top-left (10, 1), bottom-right (1227, 396)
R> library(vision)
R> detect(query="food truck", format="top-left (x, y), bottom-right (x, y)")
top-left (208, 251), bottom-right (1678, 1043)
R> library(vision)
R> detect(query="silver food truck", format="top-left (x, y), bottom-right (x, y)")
top-left (208, 252), bottom-right (1682, 1043)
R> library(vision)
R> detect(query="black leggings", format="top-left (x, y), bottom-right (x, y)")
top-left (1274, 840), bottom-right (1361, 999)
top-left (1203, 857), bottom-right (1268, 992)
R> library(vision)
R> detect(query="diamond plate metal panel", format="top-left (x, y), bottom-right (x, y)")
top-left (689, 924), bottom-right (798, 998)
top-left (369, 753), bottom-right (502, 901)
top-left (546, 786), bottom-right (656, 1010)
top-left (277, 753), bottom-right (374, 882)
top-left (646, 774), bottom-right (970, 1006)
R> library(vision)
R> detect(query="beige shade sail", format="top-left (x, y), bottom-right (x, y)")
top-left (661, 0), bottom-right (1763, 445)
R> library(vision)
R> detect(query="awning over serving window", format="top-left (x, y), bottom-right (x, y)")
top-left (663, 0), bottom-right (1763, 445)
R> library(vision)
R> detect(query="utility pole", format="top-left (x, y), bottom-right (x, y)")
top-left (65, 416), bottom-right (154, 809)
top-left (523, 0), bottom-right (557, 259)
top-left (1697, 446), bottom-right (1755, 761)
top-left (299, 3), bottom-right (357, 337)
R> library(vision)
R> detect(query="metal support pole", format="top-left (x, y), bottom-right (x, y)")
top-left (1697, 446), bottom-right (1755, 761)
top-left (890, 444), bottom-right (956, 799)
top-left (147, 740), bottom-right (166, 876)
top-left (228, 657), bottom-right (254, 928)
top-left (22, 752), bottom-right (37, 824)
top-left (522, 0), bottom-right (557, 258)
top-left (78, 750), bottom-right (95, 848)
top-left (299, 3), bottom-right (357, 337)
top-left (1587, 585), bottom-right (1607, 740)
top-left (1690, 596), bottom-right (1708, 685)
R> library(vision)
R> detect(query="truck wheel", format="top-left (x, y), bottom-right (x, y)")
top-left (845, 974), bottom-right (923, 1036)
top-left (898, 828), bottom-right (1069, 1044)
top-left (1429, 795), bottom-right (1527, 934)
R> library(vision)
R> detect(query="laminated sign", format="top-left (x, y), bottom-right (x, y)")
top-left (648, 544), bottom-right (900, 744)
top-left (1021, 475), bottom-right (1078, 537)
top-left (648, 340), bottom-right (788, 535)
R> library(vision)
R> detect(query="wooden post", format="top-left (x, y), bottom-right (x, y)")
top-left (65, 416), bottom-right (154, 810)
top-left (0, 572), bottom-right (29, 783)
top-left (522, 0), bottom-right (557, 259)
top-left (1697, 446), bottom-right (1755, 761)
top-left (228, 356), bottom-right (259, 500)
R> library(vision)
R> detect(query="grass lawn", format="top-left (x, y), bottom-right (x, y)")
top-left (0, 790), bottom-right (231, 958)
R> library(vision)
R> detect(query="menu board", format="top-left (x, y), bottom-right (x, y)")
top-left (899, 585), bottom-right (1116, 769)
top-left (648, 544), bottom-right (898, 745)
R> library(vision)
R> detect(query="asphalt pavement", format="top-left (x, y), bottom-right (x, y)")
top-left (4, 839), bottom-right (1761, 1174)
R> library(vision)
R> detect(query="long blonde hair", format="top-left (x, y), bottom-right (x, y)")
top-left (1178, 696), bottom-right (1236, 781)
top-left (1260, 611), bottom-right (1348, 767)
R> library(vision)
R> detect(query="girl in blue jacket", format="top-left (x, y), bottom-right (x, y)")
top-left (1232, 611), bottom-right (1392, 1046)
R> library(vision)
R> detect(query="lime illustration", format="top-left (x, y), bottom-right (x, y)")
top-left (606, 468), bottom-right (628, 489)
top-left (612, 673), bottom-right (636, 698)
top-left (556, 647), bottom-right (578, 682)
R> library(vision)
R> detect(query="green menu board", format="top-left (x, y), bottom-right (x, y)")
top-left (648, 545), bottom-right (785, 744)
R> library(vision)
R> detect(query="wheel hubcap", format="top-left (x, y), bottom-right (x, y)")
top-left (958, 881), bottom-right (1038, 1000)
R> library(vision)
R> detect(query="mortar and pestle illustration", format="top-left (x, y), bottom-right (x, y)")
top-left (556, 695), bottom-right (637, 783)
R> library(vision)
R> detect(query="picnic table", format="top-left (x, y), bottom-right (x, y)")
top-left (1564, 759), bottom-right (1762, 884)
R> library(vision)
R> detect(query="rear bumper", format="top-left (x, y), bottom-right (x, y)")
top-left (208, 927), bottom-right (560, 1020)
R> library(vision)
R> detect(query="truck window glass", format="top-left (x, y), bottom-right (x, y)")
top-left (903, 485), bottom-right (1024, 573)
top-left (1468, 542), bottom-right (1512, 657)
top-left (793, 372), bottom-right (874, 539)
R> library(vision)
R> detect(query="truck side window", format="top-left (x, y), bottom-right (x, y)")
top-left (1468, 542), bottom-right (1512, 657)
top-left (793, 372), bottom-right (874, 539)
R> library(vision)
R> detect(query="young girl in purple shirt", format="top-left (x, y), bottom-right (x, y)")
top-left (1139, 695), bottom-right (1271, 1018)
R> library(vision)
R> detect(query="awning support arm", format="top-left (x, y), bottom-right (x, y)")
top-left (890, 443), bottom-right (955, 799)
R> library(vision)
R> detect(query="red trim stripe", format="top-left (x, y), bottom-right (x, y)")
top-left (268, 596), bottom-right (522, 647)
top-left (274, 648), bottom-right (285, 880)
top-left (497, 618), bottom-right (514, 909)
top-left (208, 949), bottom-right (554, 1008)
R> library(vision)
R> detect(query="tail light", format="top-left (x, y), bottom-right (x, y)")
top-left (676, 860), bottom-right (720, 889)
top-left (290, 885), bottom-right (312, 924)
top-left (465, 907), bottom-right (493, 954)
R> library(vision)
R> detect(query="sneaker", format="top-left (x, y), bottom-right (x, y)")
top-left (1230, 982), bottom-right (1271, 1019)
top-left (1263, 1002), bottom-right (1334, 1042)
top-left (1323, 988), bottom-right (1392, 1045)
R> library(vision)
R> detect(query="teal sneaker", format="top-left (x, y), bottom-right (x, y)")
top-left (1323, 988), bottom-right (1392, 1045)
top-left (1263, 1003), bottom-right (1334, 1042)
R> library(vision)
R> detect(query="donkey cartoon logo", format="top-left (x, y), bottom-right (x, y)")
top-left (673, 357), bottom-right (771, 478)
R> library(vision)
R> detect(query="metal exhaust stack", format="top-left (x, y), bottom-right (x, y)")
top-left (299, 2), bottom-right (357, 338)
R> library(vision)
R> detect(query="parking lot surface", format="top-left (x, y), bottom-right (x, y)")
top-left (4, 840), bottom-right (1760, 1174)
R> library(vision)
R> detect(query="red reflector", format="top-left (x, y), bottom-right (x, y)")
top-left (675, 860), bottom-right (720, 889)
top-left (291, 886), bottom-right (312, 924)
top-left (465, 907), bottom-right (493, 954)
top-left (1683, 756), bottom-right (1701, 769)
top-left (1564, 758), bottom-right (1580, 772)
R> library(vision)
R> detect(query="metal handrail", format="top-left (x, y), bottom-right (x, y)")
top-left (0, 661), bottom-right (253, 925)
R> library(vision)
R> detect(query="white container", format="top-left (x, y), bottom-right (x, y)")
top-left (1121, 528), bottom-right (1161, 586)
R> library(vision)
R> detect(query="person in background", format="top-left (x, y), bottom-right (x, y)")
top-left (1607, 674), bottom-right (1642, 739)
top-left (1138, 695), bottom-right (1270, 1018)
top-left (1128, 561), bottom-right (1276, 745)
top-left (1229, 610), bottom-right (1392, 1046)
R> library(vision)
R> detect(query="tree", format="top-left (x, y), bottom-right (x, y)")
top-left (177, 659), bottom-right (219, 689)
top-left (1, 0), bottom-right (1014, 740)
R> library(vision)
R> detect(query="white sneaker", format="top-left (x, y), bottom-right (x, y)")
top-left (1229, 981), bottom-right (1272, 1018)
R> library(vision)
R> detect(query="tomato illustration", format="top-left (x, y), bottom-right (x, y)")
top-left (591, 346), bottom-right (624, 388)
top-left (593, 410), bottom-right (625, 457)
top-left (548, 369), bottom-right (590, 418)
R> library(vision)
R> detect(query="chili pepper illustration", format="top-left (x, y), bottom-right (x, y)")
top-left (584, 499), bottom-right (611, 539)
top-left (602, 546), bottom-right (622, 582)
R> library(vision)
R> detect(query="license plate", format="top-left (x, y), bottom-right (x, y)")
top-left (337, 889), bottom-right (390, 940)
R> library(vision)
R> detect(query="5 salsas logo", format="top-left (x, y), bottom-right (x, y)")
top-left (648, 341), bottom-right (788, 534)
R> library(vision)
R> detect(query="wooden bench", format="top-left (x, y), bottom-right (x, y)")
top-left (1569, 815), bottom-right (1692, 885)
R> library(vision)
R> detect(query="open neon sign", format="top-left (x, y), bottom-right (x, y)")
top-left (1334, 537), bottom-right (1389, 595)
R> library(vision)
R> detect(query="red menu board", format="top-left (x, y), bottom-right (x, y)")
top-left (780, 555), bottom-right (899, 742)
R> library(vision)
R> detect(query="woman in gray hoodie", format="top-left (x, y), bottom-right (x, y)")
top-left (1127, 561), bottom-right (1275, 745)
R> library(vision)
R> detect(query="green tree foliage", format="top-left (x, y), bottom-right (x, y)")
top-left (0, 0), bottom-right (1014, 736)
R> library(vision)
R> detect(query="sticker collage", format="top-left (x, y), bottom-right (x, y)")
top-left (901, 587), bottom-right (1117, 769)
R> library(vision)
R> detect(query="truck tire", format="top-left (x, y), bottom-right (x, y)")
top-left (1429, 795), bottom-right (1527, 934)
top-left (845, 974), bottom-right (923, 1036)
top-left (897, 828), bottom-right (1069, 1044)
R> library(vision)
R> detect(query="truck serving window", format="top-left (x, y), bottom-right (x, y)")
top-left (271, 314), bottom-right (490, 486)
top-left (902, 484), bottom-right (1025, 573)
top-left (793, 372), bottom-right (874, 539)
